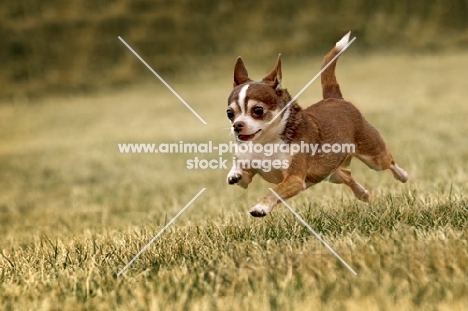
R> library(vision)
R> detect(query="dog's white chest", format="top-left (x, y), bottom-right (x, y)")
top-left (236, 147), bottom-right (290, 184)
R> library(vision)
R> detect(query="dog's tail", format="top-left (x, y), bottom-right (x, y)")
top-left (321, 31), bottom-right (351, 100)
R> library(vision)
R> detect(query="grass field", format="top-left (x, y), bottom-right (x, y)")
top-left (1, 51), bottom-right (468, 310)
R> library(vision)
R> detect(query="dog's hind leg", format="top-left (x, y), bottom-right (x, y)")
top-left (329, 167), bottom-right (370, 202)
top-left (355, 121), bottom-right (408, 183)
top-left (356, 153), bottom-right (408, 183)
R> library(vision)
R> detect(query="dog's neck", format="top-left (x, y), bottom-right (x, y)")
top-left (277, 88), bottom-right (302, 144)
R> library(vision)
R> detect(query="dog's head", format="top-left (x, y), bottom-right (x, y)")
top-left (227, 55), bottom-right (291, 143)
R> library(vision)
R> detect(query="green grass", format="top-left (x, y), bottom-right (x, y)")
top-left (1, 51), bottom-right (468, 310)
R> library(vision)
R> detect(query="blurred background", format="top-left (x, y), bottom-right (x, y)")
top-left (1, 2), bottom-right (468, 308)
top-left (1, 0), bottom-right (467, 229)
top-left (1, 0), bottom-right (468, 101)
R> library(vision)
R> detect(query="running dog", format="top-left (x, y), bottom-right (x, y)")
top-left (225, 31), bottom-right (408, 217)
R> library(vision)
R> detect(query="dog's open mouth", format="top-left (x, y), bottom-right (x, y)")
top-left (237, 129), bottom-right (261, 142)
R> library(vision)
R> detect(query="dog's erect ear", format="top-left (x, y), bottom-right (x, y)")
top-left (233, 57), bottom-right (252, 87)
top-left (262, 54), bottom-right (282, 89)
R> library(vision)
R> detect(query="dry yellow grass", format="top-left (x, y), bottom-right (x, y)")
top-left (1, 51), bottom-right (468, 310)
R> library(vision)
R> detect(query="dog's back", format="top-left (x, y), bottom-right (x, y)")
top-left (299, 31), bottom-right (364, 150)
top-left (298, 31), bottom-right (407, 186)
top-left (304, 31), bottom-right (387, 157)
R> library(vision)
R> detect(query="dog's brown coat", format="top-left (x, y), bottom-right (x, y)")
top-left (227, 32), bottom-right (408, 217)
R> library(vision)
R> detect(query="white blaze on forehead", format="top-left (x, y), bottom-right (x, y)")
top-left (237, 84), bottom-right (249, 114)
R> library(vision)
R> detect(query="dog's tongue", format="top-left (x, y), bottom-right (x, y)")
top-left (238, 134), bottom-right (254, 141)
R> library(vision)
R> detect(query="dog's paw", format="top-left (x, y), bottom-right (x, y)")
top-left (249, 203), bottom-right (271, 217)
top-left (226, 171), bottom-right (243, 185)
top-left (390, 164), bottom-right (408, 183)
top-left (358, 190), bottom-right (370, 202)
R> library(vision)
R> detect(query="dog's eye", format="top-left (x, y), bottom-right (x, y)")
top-left (226, 108), bottom-right (234, 120)
top-left (253, 106), bottom-right (264, 117)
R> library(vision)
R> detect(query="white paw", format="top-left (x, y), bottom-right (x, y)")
top-left (249, 203), bottom-right (272, 217)
top-left (226, 169), bottom-right (243, 185)
top-left (390, 164), bottom-right (408, 183)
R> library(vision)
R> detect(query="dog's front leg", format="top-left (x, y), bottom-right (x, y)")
top-left (250, 175), bottom-right (305, 217)
top-left (226, 163), bottom-right (255, 189)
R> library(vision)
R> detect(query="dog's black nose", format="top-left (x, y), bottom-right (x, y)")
top-left (233, 121), bottom-right (245, 133)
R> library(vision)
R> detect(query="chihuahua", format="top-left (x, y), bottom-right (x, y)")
top-left (226, 31), bottom-right (408, 217)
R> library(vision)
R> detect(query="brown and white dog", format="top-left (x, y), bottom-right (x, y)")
top-left (226, 31), bottom-right (408, 217)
